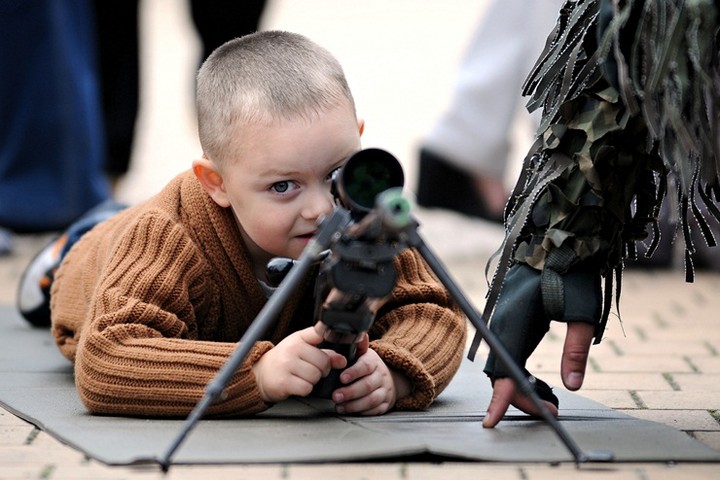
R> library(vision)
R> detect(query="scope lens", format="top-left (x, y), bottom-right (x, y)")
top-left (340, 149), bottom-right (404, 211)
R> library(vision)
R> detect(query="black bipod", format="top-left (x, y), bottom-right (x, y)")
top-left (398, 222), bottom-right (615, 465)
top-left (157, 149), bottom-right (613, 471)
top-left (157, 208), bottom-right (353, 472)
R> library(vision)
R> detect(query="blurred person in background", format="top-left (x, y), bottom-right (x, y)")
top-left (416, 0), bottom-right (564, 223)
top-left (93, 0), bottom-right (268, 190)
top-left (0, 0), bottom-right (111, 254)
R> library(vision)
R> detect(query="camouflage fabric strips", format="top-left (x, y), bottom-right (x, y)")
top-left (519, 0), bottom-right (719, 278)
top-left (469, 0), bottom-right (719, 361)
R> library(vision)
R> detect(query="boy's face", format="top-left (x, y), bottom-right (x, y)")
top-left (196, 102), bottom-right (363, 276)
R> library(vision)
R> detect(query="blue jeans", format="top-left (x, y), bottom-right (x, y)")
top-left (58, 200), bottom-right (126, 260)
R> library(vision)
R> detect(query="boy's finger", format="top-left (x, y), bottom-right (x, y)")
top-left (326, 351), bottom-right (348, 370)
top-left (561, 322), bottom-right (594, 391)
top-left (300, 325), bottom-right (326, 346)
top-left (339, 353), bottom-right (374, 384)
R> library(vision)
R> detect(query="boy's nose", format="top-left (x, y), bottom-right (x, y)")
top-left (302, 187), bottom-right (334, 221)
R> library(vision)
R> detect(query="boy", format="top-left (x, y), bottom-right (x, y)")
top-left (22, 31), bottom-right (466, 417)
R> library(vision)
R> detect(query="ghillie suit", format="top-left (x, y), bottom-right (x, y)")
top-left (469, 0), bottom-right (720, 388)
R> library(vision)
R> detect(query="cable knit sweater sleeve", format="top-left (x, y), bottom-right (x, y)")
top-left (50, 173), bottom-right (280, 418)
top-left (369, 248), bottom-right (467, 411)
top-left (94, 218), bottom-right (275, 416)
top-left (55, 211), bottom-right (271, 417)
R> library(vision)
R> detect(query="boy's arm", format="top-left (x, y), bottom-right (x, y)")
top-left (367, 248), bottom-right (467, 410)
top-left (56, 213), bottom-right (274, 417)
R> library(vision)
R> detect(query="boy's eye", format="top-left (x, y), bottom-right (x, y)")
top-left (271, 180), bottom-right (297, 194)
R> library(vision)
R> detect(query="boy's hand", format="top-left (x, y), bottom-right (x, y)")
top-left (331, 334), bottom-right (412, 416)
top-left (482, 321), bottom-right (594, 428)
top-left (252, 327), bottom-right (347, 403)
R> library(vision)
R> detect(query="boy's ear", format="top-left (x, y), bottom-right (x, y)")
top-left (357, 118), bottom-right (365, 136)
top-left (192, 157), bottom-right (231, 208)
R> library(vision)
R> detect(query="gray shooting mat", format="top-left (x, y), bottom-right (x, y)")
top-left (1, 306), bottom-right (719, 466)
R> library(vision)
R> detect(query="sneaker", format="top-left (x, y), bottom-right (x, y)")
top-left (17, 234), bottom-right (68, 327)
top-left (16, 200), bottom-right (126, 327)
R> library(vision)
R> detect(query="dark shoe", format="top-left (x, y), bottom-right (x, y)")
top-left (17, 199), bottom-right (126, 327)
top-left (17, 234), bottom-right (67, 327)
top-left (416, 148), bottom-right (504, 223)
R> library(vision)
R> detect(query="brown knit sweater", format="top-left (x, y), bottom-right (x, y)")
top-left (50, 170), bottom-right (467, 417)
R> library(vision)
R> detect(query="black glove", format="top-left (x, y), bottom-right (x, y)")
top-left (483, 262), bottom-right (601, 380)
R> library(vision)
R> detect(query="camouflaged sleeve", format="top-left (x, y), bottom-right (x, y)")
top-left (469, 0), bottom-right (719, 363)
top-left (512, 87), bottom-right (666, 276)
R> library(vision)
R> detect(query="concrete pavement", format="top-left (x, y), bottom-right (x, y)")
top-left (1, 1), bottom-right (718, 478)
top-left (2, 228), bottom-right (719, 479)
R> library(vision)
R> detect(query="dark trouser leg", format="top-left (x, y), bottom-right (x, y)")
top-left (190, 0), bottom-right (267, 62)
top-left (92, 0), bottom-right (140, 179)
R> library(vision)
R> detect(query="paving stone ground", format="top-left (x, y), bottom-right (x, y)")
top-left (1, 226), bottom-right (719, 479)
top-left (2, 1), bottom-right (718, 478)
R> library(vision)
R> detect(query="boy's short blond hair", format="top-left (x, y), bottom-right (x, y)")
top-left (196, 30), bottom-right (356, 165)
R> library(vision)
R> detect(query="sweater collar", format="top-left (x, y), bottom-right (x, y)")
top-left (179, 170), bottom-right (305, 340)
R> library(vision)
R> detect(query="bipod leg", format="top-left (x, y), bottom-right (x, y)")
top-left (404, 225), bottom-right (614, 464)
top-left (157, 209), bottom-right (352, 472)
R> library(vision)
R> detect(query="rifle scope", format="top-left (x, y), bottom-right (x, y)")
top-left (333, 148), bottom-right (405, 217)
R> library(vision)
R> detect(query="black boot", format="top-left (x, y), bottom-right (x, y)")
top-left (416, 148), bottom-right (503, 223)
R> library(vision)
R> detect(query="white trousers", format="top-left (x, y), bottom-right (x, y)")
top-left (423, 0), bottom-right (565, 179)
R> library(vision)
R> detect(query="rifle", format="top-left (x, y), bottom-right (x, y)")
top-left (158, 148), bottom-right (612, 471)
top-left (268, 148), bottom-right (410, 397)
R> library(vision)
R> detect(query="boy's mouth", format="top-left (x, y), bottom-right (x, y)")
top-left (295, 232), bottom-right (316, 241)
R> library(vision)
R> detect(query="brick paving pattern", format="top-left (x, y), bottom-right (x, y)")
top-left (1, 231), bottom-right (719, 479)
top-left (2, 1), bottom-right (719, 478)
